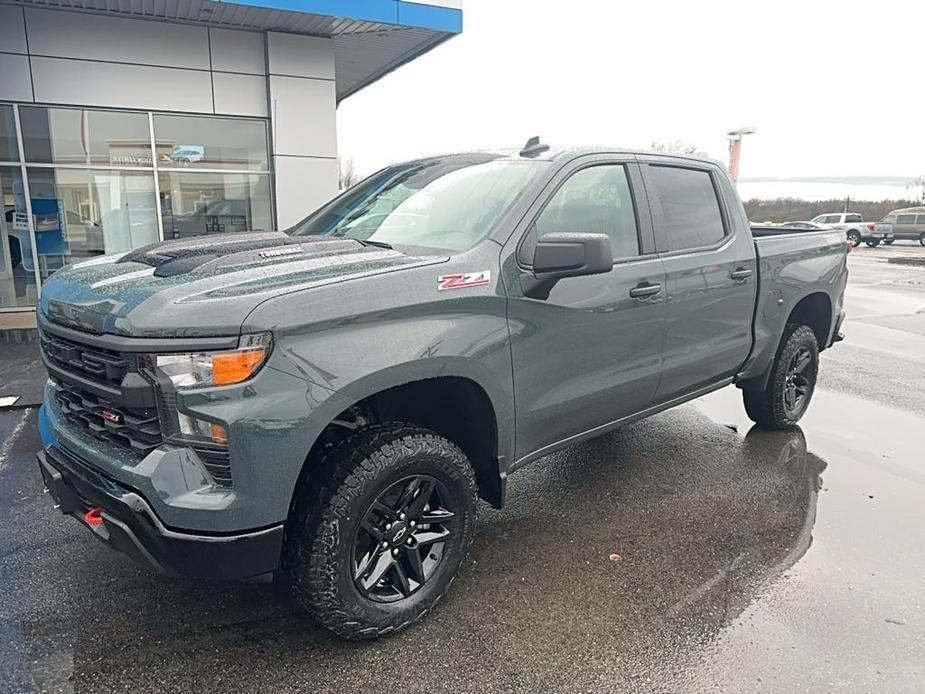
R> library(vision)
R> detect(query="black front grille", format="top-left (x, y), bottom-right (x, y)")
top-left (54, 383), bottom-right (163, 454)
top-left (43, 322), bottom-right (234, 488)
top-left (41, 331), bottom-right (129, 386)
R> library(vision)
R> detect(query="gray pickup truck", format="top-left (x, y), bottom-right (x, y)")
top-left (35, 143), bottom-right (847, 639)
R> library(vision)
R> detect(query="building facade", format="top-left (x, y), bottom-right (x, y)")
top-left (0, 0), bottom-right (462, 315)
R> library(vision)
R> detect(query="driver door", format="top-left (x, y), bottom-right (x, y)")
top-left (504, 156), bottom-right (666, 463)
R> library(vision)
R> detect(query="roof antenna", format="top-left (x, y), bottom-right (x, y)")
top-left (519, 136), bottom-right (550, 158)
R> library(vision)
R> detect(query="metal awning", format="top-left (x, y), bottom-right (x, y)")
top-left (4, 0), bottom-right (463, 100)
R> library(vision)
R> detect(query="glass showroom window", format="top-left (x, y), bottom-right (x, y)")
top-left (158, 172), bottom-right (272, 240)
top-left (1, 104), bottom-right (40, 310)
top-left (153, 114), bottom-right (269, 171)
top-left (2, 104), bottom-right (274, 308)
top-left (153, 114), bottom-right (272, 240)
top-left (25, 168), bottom-right (158, 273)
top-left (20, 106), bottom-right (152, 167)
top-left (0, 165), bottom-right (40, 310)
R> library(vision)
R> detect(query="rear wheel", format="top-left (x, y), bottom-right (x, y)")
top-left (743, 324), bottom-right (819, 430)
top-left (281, 423), bottom-right (478, 640)
top-left (865, 239), bottom-right (880, 247)
top-left (847, 231), bottom-right (861, 247)
top-left (920, 233), bottom-right (925, 247)
top-left (883, 238), bottom-right (894, 245)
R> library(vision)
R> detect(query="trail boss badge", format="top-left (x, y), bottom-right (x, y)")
top-left (437, 271), bottom-right (491, 291)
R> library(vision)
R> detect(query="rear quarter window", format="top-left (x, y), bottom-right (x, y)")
top-left (897, 214), bottom-right (916, 224)
top-left (916, 215), bottom-right (925, 225)
top-left (647, 166), bottom-right (726, 251)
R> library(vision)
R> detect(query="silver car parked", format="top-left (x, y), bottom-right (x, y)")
top-left (881, 208), bottom-right (925, 246)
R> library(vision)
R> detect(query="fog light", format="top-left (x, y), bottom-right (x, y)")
top-left (176, 412), bottom-right (228, 445)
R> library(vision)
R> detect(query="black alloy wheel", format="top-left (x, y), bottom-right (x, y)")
top-left (782, 345), bottom-right (813, 419)
top-left (353, 474), bottom-right (457, 603)
top-left (743, 324), bottom-right (819, 430)
top-left (282, 424), bottom-right (477, 640)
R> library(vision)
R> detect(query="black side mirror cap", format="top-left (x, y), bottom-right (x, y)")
top-left (522, 232), bottom-right (614, 299)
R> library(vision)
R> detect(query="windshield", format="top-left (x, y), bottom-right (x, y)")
top-left (287, 156), bottom-right (543, 252)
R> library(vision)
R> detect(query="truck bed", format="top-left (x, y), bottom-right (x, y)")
top-left (738, 226), bottom-right (848, 382)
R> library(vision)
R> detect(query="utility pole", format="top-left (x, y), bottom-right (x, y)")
top-left (726, 127), bottom-right (757, 184)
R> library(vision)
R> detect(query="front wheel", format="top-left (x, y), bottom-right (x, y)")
top-left (847, 231), bottom-right (861, 247)
top-left (883, 238), bottom-right (894, 245)
top-left (865, 239), bottom-right (880, 247)
top-left (920, 233), bottom-right (925, 247)
top-left (281, 424), bottom-right (478, 640)
top-left (743, 324), bottom-right (819, 430)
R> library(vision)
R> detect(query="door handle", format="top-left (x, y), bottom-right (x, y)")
top-left (730, 268), bottom-right (753, 281)
top-left (629, 282), bottom-right (662, 299)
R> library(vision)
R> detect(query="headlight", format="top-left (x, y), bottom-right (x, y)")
top-left (143, 332), bottom-right (272, 445)
top-left (147, 333), bottom-right (272, 390)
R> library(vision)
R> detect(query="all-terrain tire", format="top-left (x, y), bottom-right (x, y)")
top-left (281, 423), bottom-right (478, 640)
top-left (743, 324), bottom-right (819, 430)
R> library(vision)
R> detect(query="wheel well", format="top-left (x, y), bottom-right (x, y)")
top-left (788, 293), bottom-right (832, 349)
top-left (305, 377), bottom-right (503, 509)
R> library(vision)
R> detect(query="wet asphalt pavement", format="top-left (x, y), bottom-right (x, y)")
top-left (1, 244), bottom-right (924, 693)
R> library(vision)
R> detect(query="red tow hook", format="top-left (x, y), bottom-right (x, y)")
top-left (84, 507), bottom-right (104, 527)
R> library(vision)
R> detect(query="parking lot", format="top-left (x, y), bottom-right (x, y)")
top-left (1, 243), bottom-right (923, 694)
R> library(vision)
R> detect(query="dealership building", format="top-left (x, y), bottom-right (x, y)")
top-left (0, 0), bottom-right (462, 319)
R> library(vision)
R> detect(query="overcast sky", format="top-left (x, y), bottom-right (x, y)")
top-left (338, 0), bottom-right (924, 201)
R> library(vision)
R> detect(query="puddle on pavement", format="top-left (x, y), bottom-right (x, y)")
top-left (5, 386), bottom-right (922, 692)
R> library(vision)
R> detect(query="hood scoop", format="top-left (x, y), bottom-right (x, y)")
top-left (118, 232), bottom-right (369, 278)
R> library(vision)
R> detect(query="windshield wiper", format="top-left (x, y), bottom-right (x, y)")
top-left (354, 239), bottom-right (394, 250)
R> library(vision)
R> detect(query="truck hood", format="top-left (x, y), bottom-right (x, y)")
top-left (39, 232), bottom-right (445, 338)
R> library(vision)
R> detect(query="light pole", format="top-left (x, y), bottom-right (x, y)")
top-left (726, 126), bottom-right (756, 184)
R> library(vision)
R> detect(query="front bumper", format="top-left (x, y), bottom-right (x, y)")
top-left (37, 444), bottom-right (283, 580)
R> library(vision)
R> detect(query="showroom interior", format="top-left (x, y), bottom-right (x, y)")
top-left (0, 0), bottom-right (463, 319)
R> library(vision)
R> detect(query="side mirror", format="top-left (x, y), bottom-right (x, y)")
top-left (522, 232), bottom-right (613, 299)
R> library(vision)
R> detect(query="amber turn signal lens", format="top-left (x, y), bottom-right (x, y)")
top-left (212, 349), bottom-right (267, 386)
top-left (210, 423), bottom-right (228, 445)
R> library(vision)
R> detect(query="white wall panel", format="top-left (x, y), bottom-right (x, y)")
top-left (213, 72), bottom-right (268, 118)
top-left (0, 54), bottom-right (33, 102)
top-left (273, 155), bottom-right (339, 228)
top-left (267, 32), bottom-right (335, 79)
top-left (31, 57), bottom-right (214, 113)
top-left (269, 75), bottom-right (336, 158)
top-left (210, 29), bottom-right (266, 75)
top-left (25, 8), bottom-right (209, 70)
top-left (0, 6), bottom-right (28, 54)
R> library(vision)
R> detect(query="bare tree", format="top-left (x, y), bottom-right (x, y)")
top-left (339, 157), bottom-right (360, 190)
top-left (906, 175), bottom-right (925, 204)
top-left (650, 139), bottom-right (707, 158)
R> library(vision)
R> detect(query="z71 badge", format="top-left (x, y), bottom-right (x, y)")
top-left (437, 271), bottom-right (491, 291)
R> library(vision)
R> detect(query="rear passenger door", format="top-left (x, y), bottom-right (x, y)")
top-left (639, 158), bottom-right (757, 403)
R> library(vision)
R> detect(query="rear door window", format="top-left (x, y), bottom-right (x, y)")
top-left (647, 166), bottom-right (726, 251)
top-left (845, 214), bottom-right (863, 223)
top-left (916, 215), bottom-right (925, 225)
top-left (897, 214), bottom-right (916, 224)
